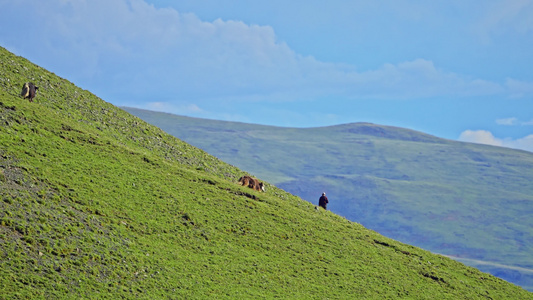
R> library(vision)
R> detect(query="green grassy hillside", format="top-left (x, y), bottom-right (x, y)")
top-left (123, 108), bottom-right (533, 292)
top-left (1, 46), bottom-right (532, 299)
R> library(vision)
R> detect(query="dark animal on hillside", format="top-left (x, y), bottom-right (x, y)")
top-left (251, 179), bottom-right (265, 192)
top-left (238, 175), bottom-right (252, 188)
top-left (21, 82), bottom-right (38, 102)
top-left (238, 175), bottom-right (265, 192)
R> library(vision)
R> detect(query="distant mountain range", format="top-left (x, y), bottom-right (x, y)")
top-left (124, 107), bottom-right (533, 291)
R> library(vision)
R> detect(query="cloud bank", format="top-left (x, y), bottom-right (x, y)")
top-left (0, 0), bottom-right (519, 108)
top-left (459, 130), bottom-right (533, 153)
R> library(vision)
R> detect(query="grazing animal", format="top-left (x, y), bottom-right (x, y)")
top-left (238, 175), bottom-right (252, 187)
top-left (238, 175), bottom-right (265, 192)
top-left (252, 179), bottom-right (265, 192)
top-left (21, 82), bottom-right (38, 102)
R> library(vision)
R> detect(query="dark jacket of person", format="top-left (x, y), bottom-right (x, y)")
top-left (318, 195), bottom-right (329, 209)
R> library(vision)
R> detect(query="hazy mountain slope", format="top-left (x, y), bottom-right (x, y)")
top-left (124, 107), bottom-right (533, 292)
top-left (1, 46), bottom-right (532, 299)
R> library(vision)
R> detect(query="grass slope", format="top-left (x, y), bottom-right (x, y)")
top-left (1, 46), bottom-right (531, 299)
top-left (123, 108), bottom-right (533, 292)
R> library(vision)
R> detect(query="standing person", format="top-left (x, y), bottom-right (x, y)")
top-left (318, 192), bottom-right (329, 210)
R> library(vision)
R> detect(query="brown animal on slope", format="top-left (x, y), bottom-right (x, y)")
top-left (21, 82), bottom-right (38, 102)
top-left (238, 175), bottom-right (265, 192)
top-left (250, 179), bottom-right (265, 192)
top-left (238, 175), bottom-right (252, 188)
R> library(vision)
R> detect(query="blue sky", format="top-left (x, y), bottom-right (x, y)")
top-left (1, 0), bottom-right (533, 151)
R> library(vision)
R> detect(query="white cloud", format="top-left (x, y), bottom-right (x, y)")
top-left (522, 119), bottom-right (533, 126)
top-left (507, 134), bottom-right (533, 152)
top-left (144, 102), bottom-right (203, 115)
top-left (506, 78), bottom-right (533, 98)
top-left (495, 117), bottom-right (533, 126)
top-left (351, 59), bottom-right (503, 99)
top-left (496, 117), bottom-right (519, 125)
top-left (458, 130), bottom-right (533, 152)
top-left (458, 130), bottom-right (503, 147)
